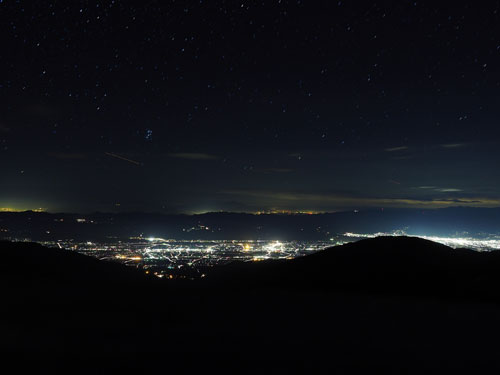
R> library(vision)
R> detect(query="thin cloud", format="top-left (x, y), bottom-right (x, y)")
top-left (169, 153), bottom-right (220, 160)
top-left (222, 189), bottom-right (500, 209)
top-left (441, 198), bottom-right (481, 204)
top-left (385, 146), bottom-right (408, 152)
top-left (388, 180), bottom-right (401, 185)
top-left (414, 186), bottom-right (463, 193)
top-left (441, 143), bottom-right (465, 149)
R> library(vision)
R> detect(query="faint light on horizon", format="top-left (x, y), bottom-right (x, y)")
top-left (0, 207), bottom-right (46, 213)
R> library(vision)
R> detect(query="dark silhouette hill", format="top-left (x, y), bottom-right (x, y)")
top-left (5, 237), bottom-right (500, 374)
top-left (0, 240), bottom-right (154, 287)
top-left (3, 236), bottom-right (497, 300)
top-left (207, 236), bottom-right (500, 301)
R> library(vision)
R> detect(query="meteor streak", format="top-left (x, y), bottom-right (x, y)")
top-left (105, 152), bottom-right (142, 166)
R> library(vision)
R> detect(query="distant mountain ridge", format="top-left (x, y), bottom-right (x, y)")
top-left (2, 207), bottom-right (500, 241)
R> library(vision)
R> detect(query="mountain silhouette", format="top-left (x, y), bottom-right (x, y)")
top-left (5, 236), bottom-right (500, 374)
top-left (206, 236), bottom-right (500, 301)
top-left (0, 240), bottom-right (153, 286)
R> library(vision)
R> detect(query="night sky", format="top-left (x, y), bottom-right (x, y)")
top-left (1, 1), bottom-right (500, 213)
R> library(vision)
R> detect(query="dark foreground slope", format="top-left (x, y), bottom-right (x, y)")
top-left (0, 240), bottom-right (154, 286)
top-left (209, 236), bottom-right (500, 300)
top-left (4, 237), bottom-right (500, 374)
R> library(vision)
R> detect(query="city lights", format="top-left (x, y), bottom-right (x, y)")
top-left (343, 232), bottom-right (500, 252)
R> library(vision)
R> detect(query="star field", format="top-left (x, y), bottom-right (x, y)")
top-left (1, 0), bottom-right (500, 213)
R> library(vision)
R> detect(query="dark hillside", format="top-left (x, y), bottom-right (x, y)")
top-left (206, 236), bottom-right (500, 301)
top-left (5, 237), bottom-right (500, 374)
top-left (0, 240), bottom-right (153, 286)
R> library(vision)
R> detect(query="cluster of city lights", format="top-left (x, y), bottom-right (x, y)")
top-left (343, 231), bottom-right (500, 251)
top-left (32, 231), bottom-right (500, 280)
top-left (37, 238), bottom-right (338, 278)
